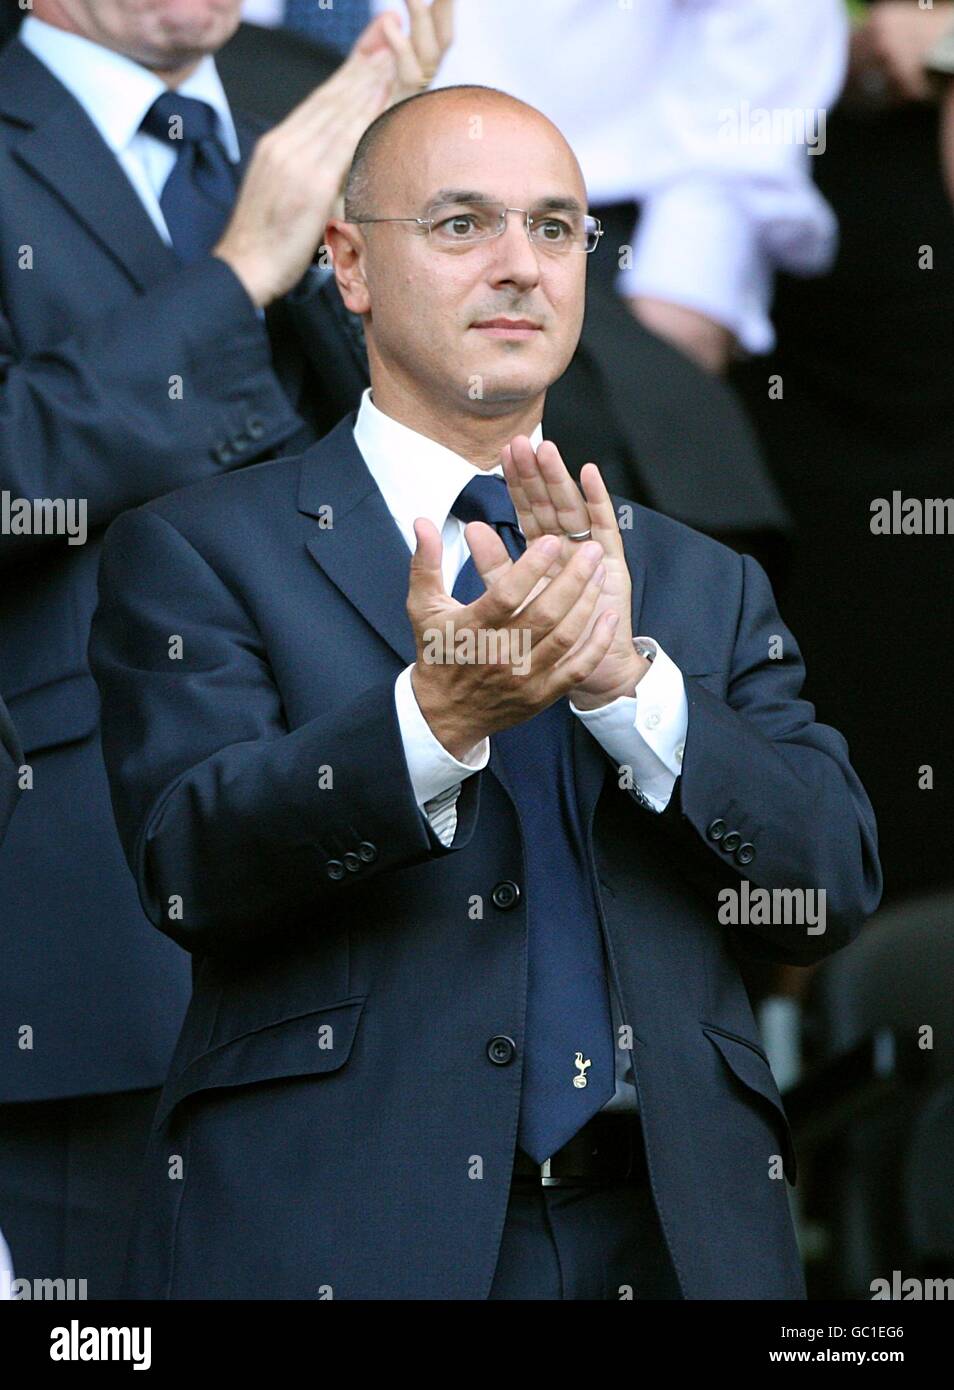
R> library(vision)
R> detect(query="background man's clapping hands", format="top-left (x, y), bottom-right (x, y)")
top-left (355, 0), bottom-right (454, 107)
top-left (215, 0), bottom-right (454, 308)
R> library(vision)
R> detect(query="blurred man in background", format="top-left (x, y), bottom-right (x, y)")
top-left (0, 0), bottom-right (450, 1298)
top-left (734, 0), bottom-right (954, 907)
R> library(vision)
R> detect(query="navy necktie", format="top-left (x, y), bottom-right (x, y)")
top-left (284, 0), bottom-right (372, 54)
top-left (141, 92), bottom-right (238, 264)
top-left (452, 475), bottom-right (616, 1164)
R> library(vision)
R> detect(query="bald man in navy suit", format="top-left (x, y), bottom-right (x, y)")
top-left (90, 85), bottom-right (880, 1300)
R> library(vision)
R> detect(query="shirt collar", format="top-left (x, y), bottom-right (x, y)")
top-left (352, 387), bottom-right (544, 555)
top-left (19, 15), bottom-right (240, 163)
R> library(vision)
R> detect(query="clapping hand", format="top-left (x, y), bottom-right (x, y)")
top-left (501, 436), bottom-right (650, 709)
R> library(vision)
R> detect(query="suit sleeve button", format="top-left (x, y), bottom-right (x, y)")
top-left (736, 842), bottom-right (756, 865)
top-left (491, 881), bottom-right (521, 910)
top-left (487, 1036), bottom-right (516, 1065)
top-left (358, 841), bottom-right (377, 863)
top-left (342, 851), bottom-right (361, 873)
top-left (212, 442), bottom-right (234, 465)
top-left (325, 859), bottom-right (345, 880)
top-left (706, 819), bottom-right (727, 842)
top-left (246, 415), bottom-right (265, 439)
top-left (721, 830), bottom-right (742, 853)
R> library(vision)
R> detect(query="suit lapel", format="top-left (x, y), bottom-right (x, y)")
top-left (299, 418), bottom-right (419, 668)
top-left (1, 42), bottom-right (179, 291)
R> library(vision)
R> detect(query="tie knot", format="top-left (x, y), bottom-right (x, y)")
top-left (452, 475), bottom-right (520, 532)
top-left (141, 91), bottom-right (220, 146)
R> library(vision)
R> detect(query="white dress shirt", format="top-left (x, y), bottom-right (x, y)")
top-left (19, 15), bottom-right (241, 247)
top-left (353, 387), bottom-right (690, 1116)
top-left (242, 0), bottom-right (847, 354)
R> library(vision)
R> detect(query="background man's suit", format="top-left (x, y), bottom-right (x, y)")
top-left (88, 415), bottom-right (881, 1298)
top-left (0, 33), bottom-right (360, 1293)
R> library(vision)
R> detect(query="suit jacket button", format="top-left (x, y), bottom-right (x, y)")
top-left (358, 841), bottom-right (377, 863)
top-left (736, 842), bottom-right (756, 866)
top-left (343, 851), bottom-right (361, 873)
top-left (721, 830), bottom-right (742, 853)
top-left (487, 1036), bottom-right (516, 1065)
top-left (491, 880), bottom-right (521, 910)
top-left (706, 818), bottom-right (727, 842)
top-left (325, 859), bottom-right (345, 880)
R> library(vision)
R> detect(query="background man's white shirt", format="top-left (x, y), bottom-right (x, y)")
top-left (241, 0), bottom-right (848, 353)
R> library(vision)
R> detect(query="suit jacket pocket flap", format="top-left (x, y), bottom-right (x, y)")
top-left (156, 994), bottom-right (366, 1128)
top-left (701, 1024), bottom-right (797, 1184)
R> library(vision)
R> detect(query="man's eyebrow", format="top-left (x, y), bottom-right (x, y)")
top-left (532, 196), bottom-right (585, 214)
top-left (428, 189), bottom-right (497, 206)
top-left (426, 189), bottom-right (585, 213)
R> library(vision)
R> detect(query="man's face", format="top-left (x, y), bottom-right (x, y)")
top-left (356, 98), bottom-right (589, 415)
top-left (36, 0), bottom-right (241, 69)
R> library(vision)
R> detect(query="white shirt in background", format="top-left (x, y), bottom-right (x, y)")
top-left (240, 0), bottom-right (848, 354)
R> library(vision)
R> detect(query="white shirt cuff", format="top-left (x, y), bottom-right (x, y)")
top-left (394, 666), bottom-right (489, 843)
top-left (569, 639), bottom-right (688, 811)
top-left (615, 189), bottom-right (774, 356)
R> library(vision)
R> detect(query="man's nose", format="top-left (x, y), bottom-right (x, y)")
top-left (486, 211), bottom-right (542, 290)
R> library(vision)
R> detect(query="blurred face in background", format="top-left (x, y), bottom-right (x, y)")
top-left (34, 0), bottom-right (242, 71)
top-left (334, 92), bottom-right (590, 422)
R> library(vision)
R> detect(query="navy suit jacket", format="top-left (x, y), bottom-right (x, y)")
top-left (0, 37), bottom-right (366, 1102)
top-left (88, 414), bottom-right (882, 1299)
top-left (0, 693), bottom-right (20, 845)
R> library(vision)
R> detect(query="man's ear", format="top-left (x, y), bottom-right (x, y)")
top-left (325, 220), bottom-right (371, 316)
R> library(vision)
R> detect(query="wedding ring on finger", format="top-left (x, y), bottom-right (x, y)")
top-left (565, 529), bottom-right (593, 542)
